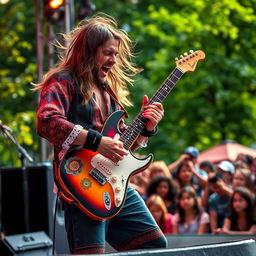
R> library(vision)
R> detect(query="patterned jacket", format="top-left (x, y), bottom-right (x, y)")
top-left (37, 73), bottom-right (146, 161)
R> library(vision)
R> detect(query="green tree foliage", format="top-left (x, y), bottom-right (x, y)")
top-left (0, 0), bottom-right (37, 166)
top-left (95, 0), bottom-right (256, 162)
top-left (1, 0), bottom-right (256, 166)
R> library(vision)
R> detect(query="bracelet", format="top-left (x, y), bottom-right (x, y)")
top-left (83, 129), bottom-right (102, 152)
top-left (140, 126), bottom-right (158, 137)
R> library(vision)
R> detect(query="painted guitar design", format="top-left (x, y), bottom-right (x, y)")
top-left (56, 50), bottom-right (205, 220)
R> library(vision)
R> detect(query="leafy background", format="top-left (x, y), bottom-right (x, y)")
top-left (0, 0), bottom-right (256, 167)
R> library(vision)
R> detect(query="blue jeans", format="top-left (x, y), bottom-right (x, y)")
top-left (63, 186), bottom-right (167, 254)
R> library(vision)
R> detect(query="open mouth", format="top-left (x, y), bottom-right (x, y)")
top-left (101, 66), bottom-right (110, 76)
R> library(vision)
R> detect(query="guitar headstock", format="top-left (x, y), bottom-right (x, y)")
top-left (175, 50), bottom-right (205, 73)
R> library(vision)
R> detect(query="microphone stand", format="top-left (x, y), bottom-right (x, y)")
top-left (0, 123), bottom-right (33, 234)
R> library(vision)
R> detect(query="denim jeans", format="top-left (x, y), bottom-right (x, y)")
top-left (63, 186), bottom-right (168, 254)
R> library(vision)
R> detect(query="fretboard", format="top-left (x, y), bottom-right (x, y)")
top-left (120, 67), bottom-right (184, 150)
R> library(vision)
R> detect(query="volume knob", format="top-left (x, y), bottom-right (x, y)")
top-left (116, 197), bottom-right (121, 204)
top-left (111, 176), bottom-right (118, 183)
top-left (115, 186), bottom-right (121, 193)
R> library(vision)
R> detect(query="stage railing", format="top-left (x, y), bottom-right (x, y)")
top-left (106, 234), bottom-right (256, 252)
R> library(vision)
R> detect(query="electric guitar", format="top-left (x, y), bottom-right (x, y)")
top-left (56, 50), bottom-right (205, 220)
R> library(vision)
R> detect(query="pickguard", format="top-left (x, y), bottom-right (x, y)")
top-left (91, 152), bottom-right (151, 207)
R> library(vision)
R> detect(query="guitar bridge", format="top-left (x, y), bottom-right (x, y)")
top-left (89, 168), bottom-right (107, 185)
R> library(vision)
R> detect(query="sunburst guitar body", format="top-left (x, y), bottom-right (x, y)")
top-left (58, 111), bottom-right (153, 220)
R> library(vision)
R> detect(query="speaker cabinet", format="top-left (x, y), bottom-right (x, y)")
top-left (0, 162), bottom-right (69, 254)
top-left (0, 163), bottom-right (54, 236)
top-left (0, 231), bottom-right (52, 256)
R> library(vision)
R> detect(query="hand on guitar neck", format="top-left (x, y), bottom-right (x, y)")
top-left (141, 95), bottom-right (164, 132)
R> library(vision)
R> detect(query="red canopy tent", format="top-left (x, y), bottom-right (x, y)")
top-left (197, 140), bottom-right (256, 164)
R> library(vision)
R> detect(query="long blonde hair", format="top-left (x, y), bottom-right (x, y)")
top-left (148, 160), bottom-right (172, 179)
top-left (33, 14), bottom-right (142, 106)
top-left (146, 194), bottom-right (168, 232)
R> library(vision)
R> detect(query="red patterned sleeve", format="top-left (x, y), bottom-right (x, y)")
top-left (37, 76), bottom-right (83, 159)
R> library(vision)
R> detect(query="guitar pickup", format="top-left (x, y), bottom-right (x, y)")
top-left (89, 168), bottom-right (107, 185)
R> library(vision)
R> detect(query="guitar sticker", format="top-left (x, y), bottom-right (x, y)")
top-left (103, 192), bottom-right (111, 210)
top-left (64, 157), bottom-right (83, 175)
top-left (80, 178), bottom-right (92, 189)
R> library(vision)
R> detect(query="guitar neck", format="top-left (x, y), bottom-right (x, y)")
top-left (120, 67), bottom-right (184, 150)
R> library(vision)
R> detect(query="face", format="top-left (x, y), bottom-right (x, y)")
top-left (151, 170), bottom-right (165, 180)
top-left (184, 155), bottom-right (195, 163)
top-left (148, 205), bottom-right (163, 223)
top-left (178, 164), bottom-right (193, 184)
top-left (200, 165), bottom-right (211, 174)
top-left (94, 38), bottom-right (119, 83)
top-left (233, 192), bottom-right (248, 213)
top-left (218, 168), bottom-right (233, 185)
top-left (233, 171), bottom-right (246, 189)
top-left (179, 192), bottom-right (195, 210)
top-left (210, 182), bottom-right (224, 196)
top-left (156, 181), bottom-right (169, 198)
top-left (236, 153), bottom-right (246, 162)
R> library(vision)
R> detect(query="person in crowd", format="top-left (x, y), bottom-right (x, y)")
top-left (168, 146), bottom-right (208, 190)
top-left (146, 194), bottom-right (173, 235)
top-left (174, 161), bottom-right (204, 198)
top-left (232, 167), bottom-right (254, 193)
top-left (131, 160), bottom-right (172, 199)
top-left (148, 160), bottom-right (172, 180)
top-left (216, 160), bottom-right (235, 187)
top-left (235, 153), bottom-right (253, 169)
top-left (34, 14), bottom-right (167, 254)
top-left (205, 173), bottom-right (231, 234)
top-left (172, 186), bottom-right (209, 234)
top-left (199, 160), bottom-right (216, 174)
top-left (146, 176), bottom-right (178, 214)
top-left (216, 187), bottom-right (256, 234)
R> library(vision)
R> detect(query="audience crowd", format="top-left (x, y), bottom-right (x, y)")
top-left (130, 147), bottom-right (256, 236)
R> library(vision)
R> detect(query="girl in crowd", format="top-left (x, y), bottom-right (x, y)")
top-left (174, 161), bottom-right (203, 197)
top-left (146, 176), bottom-right (178, 214)
top-left (148, 160), bottom-right (172, 180)
top-left (172, 186), bottom-right (210, 234)
top-left (146, 194), bottom-right (173, 234)
top-left (232, 167), bottom-right (254, 192)
top-left (221, 166), bottom-right (255, 198)
top-left (217, 187), bottom-right (256, 234)
top-left (131, 160), bottom-right (171, 199)
top-left (199, 160), bottom-right (216, 174)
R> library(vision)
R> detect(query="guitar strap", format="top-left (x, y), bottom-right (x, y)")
top-left (104, 83), bottom-right (129, 119)
top-left (53, 156), bottom-right (76, 205)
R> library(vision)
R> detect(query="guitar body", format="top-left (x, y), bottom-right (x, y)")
top-left (57, 111), bottom-right (153, 220)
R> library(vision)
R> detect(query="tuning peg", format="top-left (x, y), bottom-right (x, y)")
top-left (180, 55), bottom-right (184, 58)
top-left (184, 52), bottom-right (188, 56)
top-left (175, 57), bottom-right (179, 61)
top-left (189, 50), bottom-right (194, 53)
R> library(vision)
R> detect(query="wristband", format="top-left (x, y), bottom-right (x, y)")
top-left (140, 126), bottom-right (158, 137)
top-left (83, 129), bottom-right (102, 152)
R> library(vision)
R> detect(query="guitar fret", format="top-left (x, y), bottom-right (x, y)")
top-left (174, 68), bottom-right (184, 77)
top-left (172, 76), bottom-right (179, 83)
top-left (158, 89), bottom-right (167, 99)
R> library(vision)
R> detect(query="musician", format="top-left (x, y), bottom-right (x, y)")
top-left (34, 14), bottom-right (167, 254)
